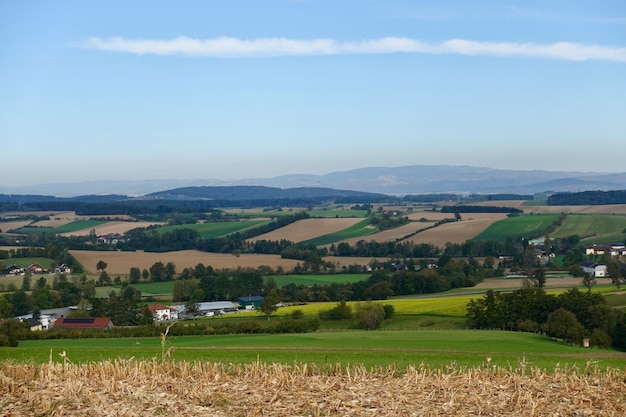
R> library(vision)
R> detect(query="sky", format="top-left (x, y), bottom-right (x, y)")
top-left (1, 0), bottom-right (625, 187)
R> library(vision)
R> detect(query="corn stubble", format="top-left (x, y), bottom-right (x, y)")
top-left (1, 358), bottom-right (625, 416)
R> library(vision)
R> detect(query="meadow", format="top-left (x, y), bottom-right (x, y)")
top-left (551, 214), bottom-right (626, 243)
top-left (473, 214), bottom-right (560, 241)
top-left (16, 220), bottom-right (108, 235)
top-left (155, 219), bottom-right (271, 239)
top-left (300, 219), bottom-right (376, 246)
top-left (5, 329), bottom-right (625, 371)
top-left (269, 273), bottom-right (370, 287)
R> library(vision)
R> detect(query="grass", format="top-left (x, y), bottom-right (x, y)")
top-left (16, 220), bottom-right (108, 234)
top-left (305, 209), bottom-right (368, 218)
top-left (5, 330), bottom-right (625, 371)
top-left (552, 214), bottom-right (626, 241)
top-left (268, 273), bottom-right (370, 287)
top-left (155, 220), bottom-right (271, 239)
top-left (473, 214), bottom-right (560, 242)
top-left (300, 219), bottom-right (377, 246)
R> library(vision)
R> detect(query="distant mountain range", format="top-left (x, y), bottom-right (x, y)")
top-left (2, 165), bottom-right (625, 198)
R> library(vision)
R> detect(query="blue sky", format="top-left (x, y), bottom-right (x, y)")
top-left (1, 0), bottom-right (625, 187)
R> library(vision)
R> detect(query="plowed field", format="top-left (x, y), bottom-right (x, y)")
top-left (60, 221), bottom-right (163, 237)
top-left (251, 218), bottom-right (363, 243)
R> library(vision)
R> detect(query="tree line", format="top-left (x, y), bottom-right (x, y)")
top-left (466, 287), bottom-right (626, 349)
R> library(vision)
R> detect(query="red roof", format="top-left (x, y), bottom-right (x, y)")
top-left (54, 317), bottom-right (113, 329)
top-left (148, 304), bottom-right (174, 314)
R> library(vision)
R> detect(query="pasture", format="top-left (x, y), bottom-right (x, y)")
top-left (551, 214), bottom-right (626, 243)
top-left (16, 220), bottom-right (108, 235)
top-left (300, 219), bottom-right (376, 246)
top-left (269, 273), bottom-right (370, 287)
top-left (155, 219), bottom-right (271, 239)
top-left (5, 330), bottom-right (625, 370)
top-left (473, 214), bottom-right (560, 242)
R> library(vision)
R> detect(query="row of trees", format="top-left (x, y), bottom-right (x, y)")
top-left (466, 288), bottom-right (626, 349)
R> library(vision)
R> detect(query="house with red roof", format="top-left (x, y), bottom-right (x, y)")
top-left (53, 317), bottom-right (114, 330)
top-left (148, 304), bottom-right (179, 322)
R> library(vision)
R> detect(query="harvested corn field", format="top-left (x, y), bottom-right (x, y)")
top-left (1, 359), bottom-right (625, 416)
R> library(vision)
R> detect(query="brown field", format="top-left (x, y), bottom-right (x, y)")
top-left (331, 222), bottom-right (436, 247)
top-left (525, 204), bottom-right (626, 214)
top-left (70, 250), bottom-right (302, 274)
top-left (402, 214), bottom-right (508, 247)
top-left (468, 201), bottom-right (626, 215)
top-left (70, 250), bottom-right (379, 274)
top-left (251, 218), bottom-right (364, 243)
top-left (406, 212), bottom-right (456, 221)
top-left (60, 221), bottom-right (163, 237)
top-left (0, 220), bottom-right (32, 232)
top-left (2, 360), bottom-right (624, 416)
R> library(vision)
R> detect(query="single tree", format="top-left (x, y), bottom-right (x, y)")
top-left (259, 291), bottom-right (281, 321)
top-left (96, 260), bottom-right (108, 272)
top-left (582, 274), bottom-right (597, 292)
top-left (544, 308), bottom-right (585, 346)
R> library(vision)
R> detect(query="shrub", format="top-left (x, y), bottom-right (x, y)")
top-left (354, 302), bottom-right (385, 330)
top-left (319, 301), bottom-right (352, 320)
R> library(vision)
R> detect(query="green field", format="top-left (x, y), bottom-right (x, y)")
top-left (155, 220), bottom-right (271, 239)
top-left (268, 273), bottom-right (370, 287)
top-left (4, 330), bottom-right (625, 371)
top-left (300, 219), bottom-right (377, 246)
top-left (305, 209), bottom-right (368, 218)
top-left (551, 214), bottom-right (626, 243)
top-left (16, 220), bottom-right (108, 234)
top-left (473, 214), bottom-right (560, 242)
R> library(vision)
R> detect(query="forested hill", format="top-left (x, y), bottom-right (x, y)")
top-left (547, 190), bottom-right (626, 205)
top-left (142, 186), bottom-right (387, 201)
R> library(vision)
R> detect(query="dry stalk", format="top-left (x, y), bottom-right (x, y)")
top-left (1, 359), bottom-right (625, 416)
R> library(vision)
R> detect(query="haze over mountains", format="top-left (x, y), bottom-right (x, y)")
top-left (3, 165), bottom-right (626, 198)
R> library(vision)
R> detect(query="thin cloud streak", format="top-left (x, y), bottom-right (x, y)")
top-left (81, 36), bottom-right (626, 62)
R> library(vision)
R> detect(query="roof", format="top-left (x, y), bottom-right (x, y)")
top-left (238, 296), bottom-right (264, 303)
top-left (198, 301), bottom-right (235, 310)
top-left (148, 304), bottom-right (176, 314)
top-left (54, 317), bottom-right (113, 329)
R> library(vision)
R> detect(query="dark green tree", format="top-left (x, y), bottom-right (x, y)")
top-left (259, 291), bottom-right (280, 320)
top-left (129, 267), bottom-right (141, 284)
top-left (544, 308), bottom-right (585, 345)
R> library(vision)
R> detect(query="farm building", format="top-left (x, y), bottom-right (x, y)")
top-left (15, 307), bottom-right (75, 330)
top-left (54, 317), bottom-right (114, 330)
top-left (238, 296), bottom-right (264, 310)
top-left (584, 243), bottom-right (626, 256)
top-left (171, 301), bottom-right (236, 318)
top-left (23, 318), bottom-right (43, 331)
top-left (581, 262), bottom-right (607, 278)
top-left (55, 263), bottom-right (72, 274)
top-left (148, 304), bottom-right (179, 322)
top-left (1, 264), bottom-right (22, 276)
top-left (27, 263), bottom-right (44, 273)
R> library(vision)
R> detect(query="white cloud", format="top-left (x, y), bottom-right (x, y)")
top-left (81, 36), bottom-right (626, 62)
